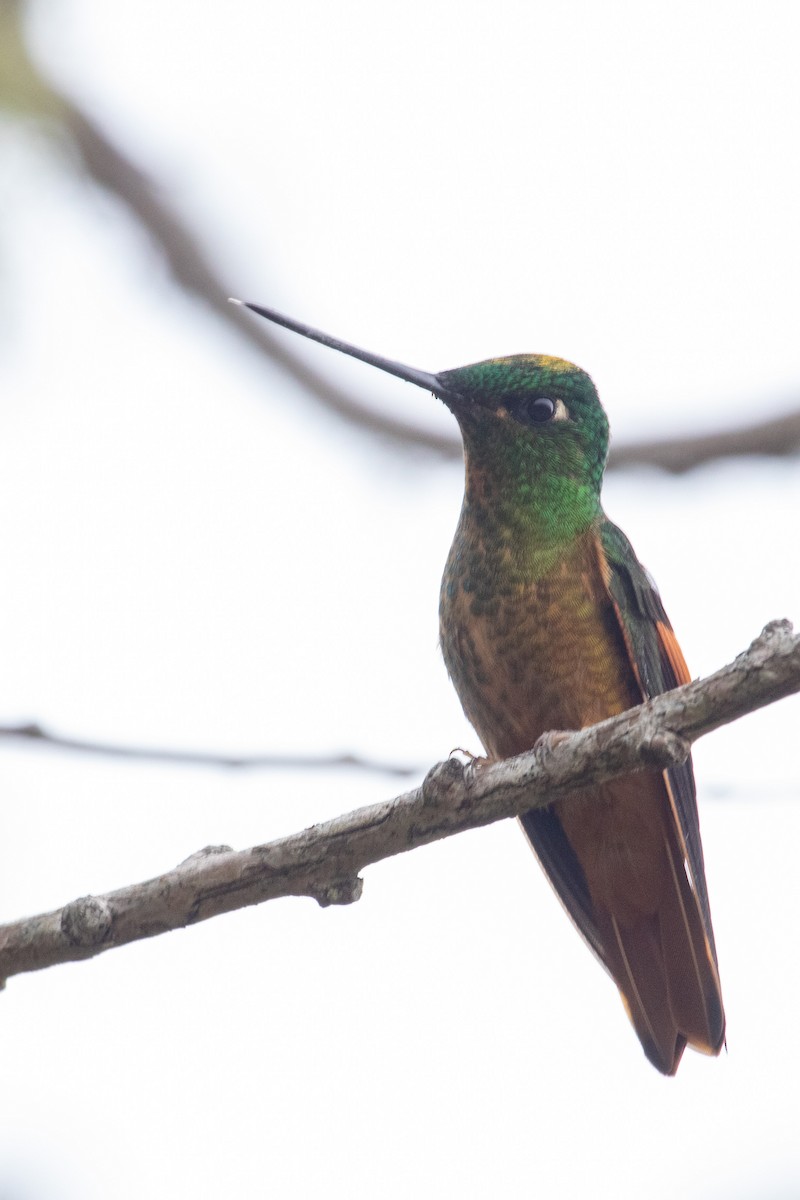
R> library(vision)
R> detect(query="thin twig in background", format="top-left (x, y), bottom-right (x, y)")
top-left (0, 721), bottom-right (417, 777)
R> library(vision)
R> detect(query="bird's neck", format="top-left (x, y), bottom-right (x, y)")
top-left (458, 452), bottom-right (602, 580)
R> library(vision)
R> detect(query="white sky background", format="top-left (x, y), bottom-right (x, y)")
top-left (1, 2), bottom-right (799, 1197)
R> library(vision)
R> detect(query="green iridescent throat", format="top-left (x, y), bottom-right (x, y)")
top-left (458, 423), bottom-right (604, 581)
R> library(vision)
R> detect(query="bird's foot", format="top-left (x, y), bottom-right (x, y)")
top-left (447, 746), bottom-right (492, 788)
top-left (448, 746), bottom-right (490, 767)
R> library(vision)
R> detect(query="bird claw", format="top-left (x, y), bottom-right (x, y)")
top-left (447, 746), bottom-right (491, 788)
top-left (448, 744), bottom-right (491, 782)
top-left (448, 746), bottom-right (490, 767)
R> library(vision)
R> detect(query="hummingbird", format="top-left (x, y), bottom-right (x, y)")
top-left (233, 298), bottom-right (725, 1075)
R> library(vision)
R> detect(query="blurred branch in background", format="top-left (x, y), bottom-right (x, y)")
top-left (62, 100), bottom-right (462, 458)
top-left (0, 721), bottom-right (418, 777)
top-left (609, 408), bottom-right (800, 473)
top-left (3, 0), bottom-right (800, 470)
top-left (1, 619), bottom-right (799, 987)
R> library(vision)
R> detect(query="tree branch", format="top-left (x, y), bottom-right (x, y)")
top-left (0, 722), bottom-right (417, 777)
top-left (2, 619), bottom-right (798, 988)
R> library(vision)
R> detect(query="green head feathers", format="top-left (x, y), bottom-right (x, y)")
top-left (437, 354), bottom-right (609, 500)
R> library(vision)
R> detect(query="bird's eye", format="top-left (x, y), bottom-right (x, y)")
top-left (514, 396), bottom-right (557, 425)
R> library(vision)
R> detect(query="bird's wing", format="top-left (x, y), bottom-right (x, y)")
top-left (597, 517), bottom-right (718, 960)
top-left (519, 518), bottom-right (724, 1071)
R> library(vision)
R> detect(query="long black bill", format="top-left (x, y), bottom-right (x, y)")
top-left (230, 299), bottom-right (444, 397)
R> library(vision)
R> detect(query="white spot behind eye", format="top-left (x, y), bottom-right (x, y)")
top-left (552, 398), bottom-right (570, 421)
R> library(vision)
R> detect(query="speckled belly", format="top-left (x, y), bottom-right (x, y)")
top-left (439, 528), bottom-right (641, 760)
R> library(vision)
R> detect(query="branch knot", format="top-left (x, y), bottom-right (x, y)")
top-left (638, 728), bottom-right (691, 769)
top-left (311, 877), bottom-right (363, 908)
top-left (421, 757), bottom-right (466, 806)
top-left (60, 896), bottom-right (113, 948)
